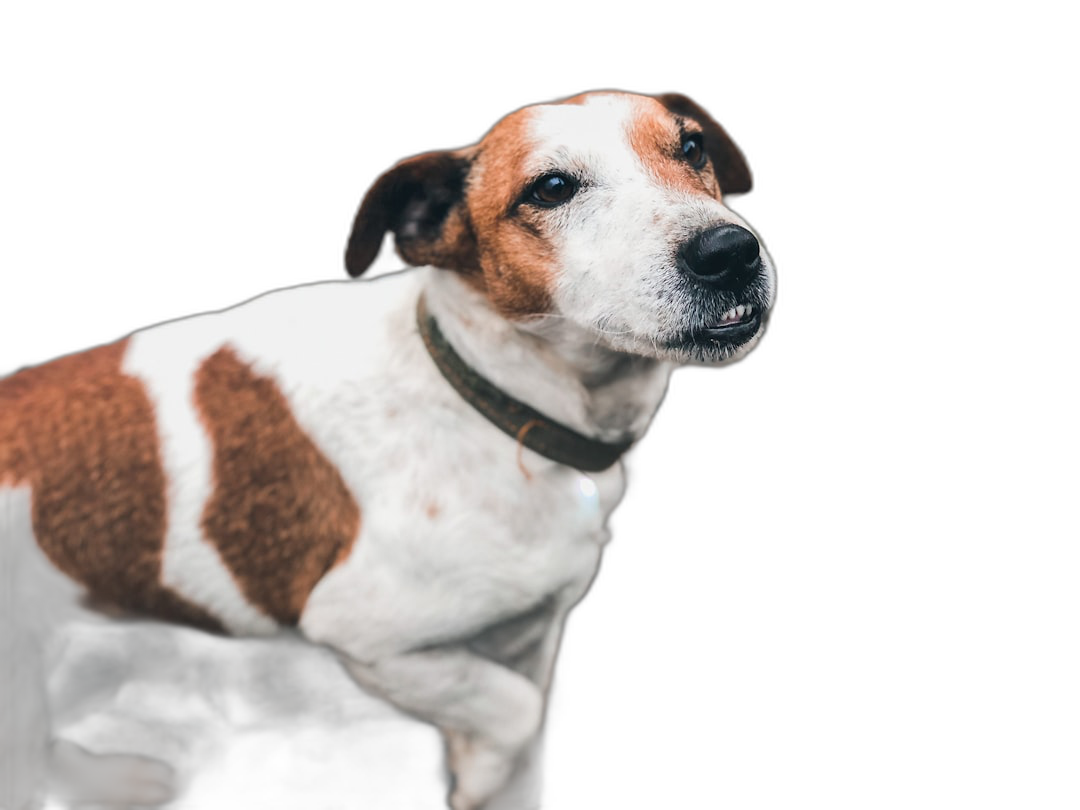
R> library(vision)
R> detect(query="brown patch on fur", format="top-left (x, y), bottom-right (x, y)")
top-left (654, 93), bottom-right (753, 195)
top-left (467, 108), bottom-right (556, 318)
top-left (0, 341), bottom-right (223, 631)
top-left (424, 501), bottom-right (440, 520)
top-left (195, 346), bottom-right (360, 624)
top-left (628, 98), bottom-right (720, 198)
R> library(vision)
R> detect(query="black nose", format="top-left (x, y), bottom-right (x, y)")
top-left (679, 224), bottom-right (762, 293)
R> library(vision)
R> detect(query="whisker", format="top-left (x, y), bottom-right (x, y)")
top-left (525, 311), bottom-right (634, 338)
top-left (592, 313), bottom-right (634, 337)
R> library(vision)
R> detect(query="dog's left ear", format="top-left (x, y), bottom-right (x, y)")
top-left (655, 93), bottom-right (753, 195)
top-left (345, 148), bottom-right (478, 278)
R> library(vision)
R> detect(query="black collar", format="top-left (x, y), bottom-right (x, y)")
top-left (416, 296), bottom-right (633, 472)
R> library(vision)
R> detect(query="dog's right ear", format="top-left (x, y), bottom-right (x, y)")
top-left (655, 93), bottom-right (752, 196)
top-left (344, 149), bottom-right (478, 278)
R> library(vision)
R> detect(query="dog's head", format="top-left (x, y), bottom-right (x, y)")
top-left (345, 91), bottom-right (774, 363)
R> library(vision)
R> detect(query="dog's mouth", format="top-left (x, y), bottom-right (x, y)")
top-left (687, 304), bottom-right (761, 344)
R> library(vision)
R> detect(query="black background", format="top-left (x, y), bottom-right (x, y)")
top-left (8, 28), bottom-right (881, 807)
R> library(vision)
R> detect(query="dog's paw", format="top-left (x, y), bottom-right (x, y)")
top-left (50, 739), bottom-right (178, 807)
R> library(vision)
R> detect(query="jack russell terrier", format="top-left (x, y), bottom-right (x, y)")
top-left (1, 90), bottom-right (775, 810)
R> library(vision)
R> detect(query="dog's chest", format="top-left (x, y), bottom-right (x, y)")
top-left (300, 461), bottom-right (623, 656)
top-left (298, 410), bottom-right (627, 651)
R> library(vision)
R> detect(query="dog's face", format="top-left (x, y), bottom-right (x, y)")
top-left (346, 91), bottom-right (774, 363)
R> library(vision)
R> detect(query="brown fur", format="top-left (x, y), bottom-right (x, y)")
top-left (467, 108), bottom-right (555, 318)
top-left (0, 341), bottom-right (222, 630)
top-left (194, 346), bottom-right (360, 624)
top-left (627, 98), bottom-right (721, 198)
top-left (654, 93), bottom-right (752, 195)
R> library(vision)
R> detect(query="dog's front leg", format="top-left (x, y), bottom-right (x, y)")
top-left (469, 603), bottom-right (556, 683)
top-left (455, 604), bottom-right (578, 807)
top-left (340, 646), bottom-right (542, 810)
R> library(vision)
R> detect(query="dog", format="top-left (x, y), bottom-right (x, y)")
top-left (0, 90), bottom-right (775, 810)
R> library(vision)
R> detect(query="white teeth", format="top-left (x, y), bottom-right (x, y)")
top-left (708, 306), bottom-right (751, 328)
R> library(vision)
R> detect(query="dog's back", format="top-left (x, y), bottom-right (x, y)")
top-left (1, 342), bottom-right (224, 630)
top-left (0, 275), bottom-right (409, 636)
top-left (0, 269), bottom-right (450, 806)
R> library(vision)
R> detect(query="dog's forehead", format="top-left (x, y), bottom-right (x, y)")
top-left (480, 93), bottom-right (679, 175)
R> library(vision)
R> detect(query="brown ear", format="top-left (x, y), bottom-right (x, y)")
top-left (344, 149), bottom-right (478, 278)
top-left (655, 93), bottom-right (753, 195)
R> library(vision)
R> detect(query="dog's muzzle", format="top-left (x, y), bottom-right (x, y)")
top-left (667, 223), bottom-right (770, 360)
top-left (678, 224), bottom-right (762, 295)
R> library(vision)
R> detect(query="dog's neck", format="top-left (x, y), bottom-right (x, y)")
top-left (422, 270), bottom-right (673, 445)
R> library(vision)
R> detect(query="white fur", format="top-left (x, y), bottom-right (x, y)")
top-left (2, 486), bottom-right (60, 810)
top-left (124, 332), bottom-right (277, 636)
top-left (43, 747), bottom-right (177, 810)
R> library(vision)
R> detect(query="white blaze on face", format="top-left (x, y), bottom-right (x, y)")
top-left (522, 94), bottom-right (755, 353)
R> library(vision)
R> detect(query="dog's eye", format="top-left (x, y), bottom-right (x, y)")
top-left (681, 133), bottom-right (706, 168)
top-left (529, 173), bottom-right (578, 206)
